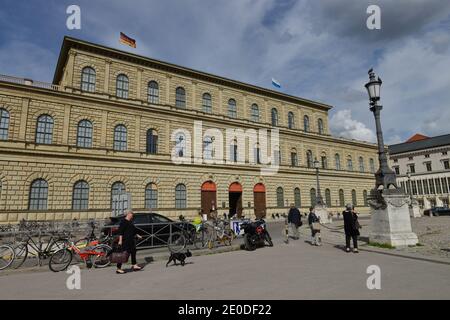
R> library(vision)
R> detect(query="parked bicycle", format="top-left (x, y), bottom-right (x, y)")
top-left (49, 240), bottom-right (112, 272)
top-left (0, 244), bottom-right (15, 270)
top-left (168, 220), bottom-right (209, 253)
top-left (205, 218), bottom-right (235, 249)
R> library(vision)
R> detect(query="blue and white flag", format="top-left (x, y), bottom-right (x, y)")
top-left (271, 78), bottom-right (281, 88)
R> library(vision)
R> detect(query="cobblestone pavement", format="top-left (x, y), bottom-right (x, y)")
top-left (309, 216), bottom-right (450, 261)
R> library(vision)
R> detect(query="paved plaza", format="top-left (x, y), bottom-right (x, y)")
top-left (1, 217), bottom-right (449, 300)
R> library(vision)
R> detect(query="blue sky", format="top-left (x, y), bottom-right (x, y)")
top-left (1, 0), bottom-right (450, 144)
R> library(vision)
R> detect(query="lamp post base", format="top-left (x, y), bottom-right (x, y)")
top-left (369, 192), bottom-right (418, 247)
top-left (314, 204), bottom-right (331, 224)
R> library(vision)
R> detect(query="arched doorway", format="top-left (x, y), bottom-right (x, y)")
top-left (253, 183), bottom-right (266, 219)
top-left (201, 181), bottom-right (217, 219)
top-left (229, 182), bottom-right (243, 218)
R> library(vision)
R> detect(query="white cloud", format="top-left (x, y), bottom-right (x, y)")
top-left (330, 109), bottom-right (376, 142)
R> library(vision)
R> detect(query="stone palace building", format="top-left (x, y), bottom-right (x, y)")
top-left (0, 37), bottom-right (379, 223)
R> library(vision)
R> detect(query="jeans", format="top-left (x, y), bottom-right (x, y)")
top-left (289, 223), bottom-right (299, 239)
top-left (311, 228), bottom-right (321, 245)
top-left (117, 247), bottom-right (137, 269)
top-left (345, 235), bottom-right (358, 249)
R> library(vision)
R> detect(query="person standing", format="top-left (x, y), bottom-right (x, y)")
top-left (116, 210), bottom-right (143, 274)
top-left (343, 204), bottom-right (360, 253)
top-left (308, 207), bottom-right (321, 246)
top-left (287, 203), bottom-right (302, 240)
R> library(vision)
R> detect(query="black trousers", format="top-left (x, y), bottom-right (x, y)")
top-left (117, 246), bottom-right (137, 269)
top-left (345, 234), bottom-right (358, 249)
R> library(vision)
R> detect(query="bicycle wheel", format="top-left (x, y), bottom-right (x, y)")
top-left (92, 244), bottom-right (112, 268)
top-left (12, 243), bottom-right (28, 269)
top-left (0, 245), bottom-right (15, 270)
top-left (49, 238), bottom-right (70, 253)
top-left (49, 248), bottom-right (73, 272)
top-left (168, 232), bottom-right (186, 253)
top-left (193, 228), bottom-right (207, 249)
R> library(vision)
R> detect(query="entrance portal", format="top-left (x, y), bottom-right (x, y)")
top-left (228, 182), bottom-right (243, 218)
top-left (201, 181), bottom-right (217, 219)
top-left (253, 183), bottom-right (266, 219)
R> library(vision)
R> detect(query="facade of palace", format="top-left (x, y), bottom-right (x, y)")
top-left (0, 37), bottom-right (379, 223)
top-left (389, 133), bottom-right (450, 209)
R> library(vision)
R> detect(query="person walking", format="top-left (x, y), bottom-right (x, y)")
top-left (116, 210), bottom-right (143, 274)
top-left (343, 204), bottom-right (360, 253)
top-left (308, 207), bottom-right (321, 246)
top-left (287, 203), bottom-right (302, 240)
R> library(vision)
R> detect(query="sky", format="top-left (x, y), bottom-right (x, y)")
top-left (1, 0), bottom-right (449, 145)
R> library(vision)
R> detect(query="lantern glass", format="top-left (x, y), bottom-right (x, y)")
top-left (313, 159), bottom-right (320, 169)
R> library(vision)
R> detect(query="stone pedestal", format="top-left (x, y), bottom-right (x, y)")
top-left (314, 205), bottom-right (331, 224)
top-left (369, 192), bottom-right (418, 247)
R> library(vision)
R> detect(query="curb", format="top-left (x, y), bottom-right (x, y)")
top-left (0, 244), bottom-right (243, 276)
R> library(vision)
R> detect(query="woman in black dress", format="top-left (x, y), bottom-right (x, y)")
top-left (116, 210), bottom-right (143, 274)
top-left (343, 204), bottom-right (360, 253)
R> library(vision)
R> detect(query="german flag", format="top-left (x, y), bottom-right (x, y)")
top-left (119, 32), bottom-right (136, 48)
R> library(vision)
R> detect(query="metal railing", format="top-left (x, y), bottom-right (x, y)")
top-left (0, 74), bottom-right (61, 91)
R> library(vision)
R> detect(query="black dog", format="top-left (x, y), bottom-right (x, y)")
top-left (166, 250), bottom-right (192, 267)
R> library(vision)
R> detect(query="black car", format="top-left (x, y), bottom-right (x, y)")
top-left (101, 212), bottom-right (195, 249)
top-left (423, 207), bottom-right (450, 216)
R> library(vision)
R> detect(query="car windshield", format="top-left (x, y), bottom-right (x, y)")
top-left (151, 214), bottom-right (172, 223)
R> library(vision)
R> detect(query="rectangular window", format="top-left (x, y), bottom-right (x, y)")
top-left (435, 178), bottom-right (442, 194)
top-left (442, 151), bottom-right (448, 155)
top-left (417, 180), bottom-right (423, 195)
top-left (394, 167), bottom-right (400, 175)
top-left (408, 164), bottom-right (415, 173)
top-left (412, 181), bottom-right (417, 195)
top-left (400, 181), bottom-right (406, 194)
top-left (429, 179), bottom-right (435, 194)
top-left (426, 162), bottom-right (432, 172)
top-left (406, 181), bottom-right (411, 195)
top-left (444, 160), bottom-right (450, 170)
top-left (425, 154), bottom-right (430, 158)
top-left (423, 179), bottom-right (429, 194)
top-left (291, 153), bottom-right (298, 167)
top-left (441, 178), bottom-right (448, 194)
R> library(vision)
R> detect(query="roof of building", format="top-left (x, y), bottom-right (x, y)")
top-left (389, 133), bottom-right (450, 155)
top-left (406, 133), bottom-right (429, 143)
top-left (53, 36), bottom-right (332, 111)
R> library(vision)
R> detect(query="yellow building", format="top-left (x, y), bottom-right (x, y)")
top-left (0, 37), bottom-right (378, 223)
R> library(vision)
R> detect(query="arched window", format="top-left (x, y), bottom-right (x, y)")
top-left (145, 183), bottom-right (158, 209)
top-left (294, 188), bottom-right (301, 207)
top-left (359, 156), bottom-right (365, 172)
top-left (339, 189), bottom-right (345, 207)
top-left (369, 158), bottom-right (375, 173)
top-left (72, 180), bottom-right (89, 210)
top-left (276, 187), bottom-right (284, 207)
top-left (228, 99), bottom-right (237, 118)
top-left (271, 108), bottom-right (278, 126)
top-left (363, 190), bottom-right (368, 207)
top-left (77, 120), bottom-right (93, 148)
top-left (36, 114), bottom-right (54, 144)
top-left (29, 179), bottom-right (48, 210)
top-left (310, 188), bottom-right (316, 206)
top-left (306, 150), bottom-right (313, 168)
top-left (304, 115), bottom-right (310, 132)
top-left (288, 112), bottom-right (295, 129)
top-left (175, 87), bottom-right (186, 108)
top-left (347, 156), bottom-right (353, 171)
top-left (81, 67), bottom-right (96, 92)
top-left (175, 183), bottom-right (187, 209)
top-left (325, 188), bottom-right (331, 207)
top-left (230, 138), bottom-right (238, 162)
top-left (251, 104), bottom-right (259, 122)
top-left (0, 108), bottom-right (10, 140)
top-left (111, 181), bottom-right (126, 207)
top-left (291, 149), bottom-right (298, 167)
top-left (318, 118), bottom-right (324, 134)
top-left (148, 81), bottom-right (159, 104)
top-left (114, 125), bottom-right (127, 151)
top-left (175, 132), bottom-right (186, 157)
top-left (335, 153), bottom-right (341, 170)
top-left (146, 129), bottom-right (158, 154)
top-left (202, 93), bottom-right (212, 113)
top-left (321, 154), bottom-right (328, 169)
top-left (203, 136), bottom-right (214, 160)
top-left (352, 189), bottom-right (357, 206)
top-left (116, 74), bottom-right (129, 98)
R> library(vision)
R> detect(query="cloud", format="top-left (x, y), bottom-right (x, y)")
top-left (329, 109), bottom-right (376, 142)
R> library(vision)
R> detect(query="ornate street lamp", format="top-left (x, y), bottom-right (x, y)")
top-left (313, 158), bottom-right (325, 205)
top-left (365, 69), bottom-right (399, 192)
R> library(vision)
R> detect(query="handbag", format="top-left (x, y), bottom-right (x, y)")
top-left (109, 246), bottom-right (129, 264)
top-left (312, 222), bottom-right (321, 231)
top-left (354, 220), bottom-right (362, 230)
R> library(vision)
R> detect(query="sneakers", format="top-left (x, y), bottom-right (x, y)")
top-left (353, 248), bottom-right (359, 253)
top-left (346, 248), bottom-right (351, 253)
